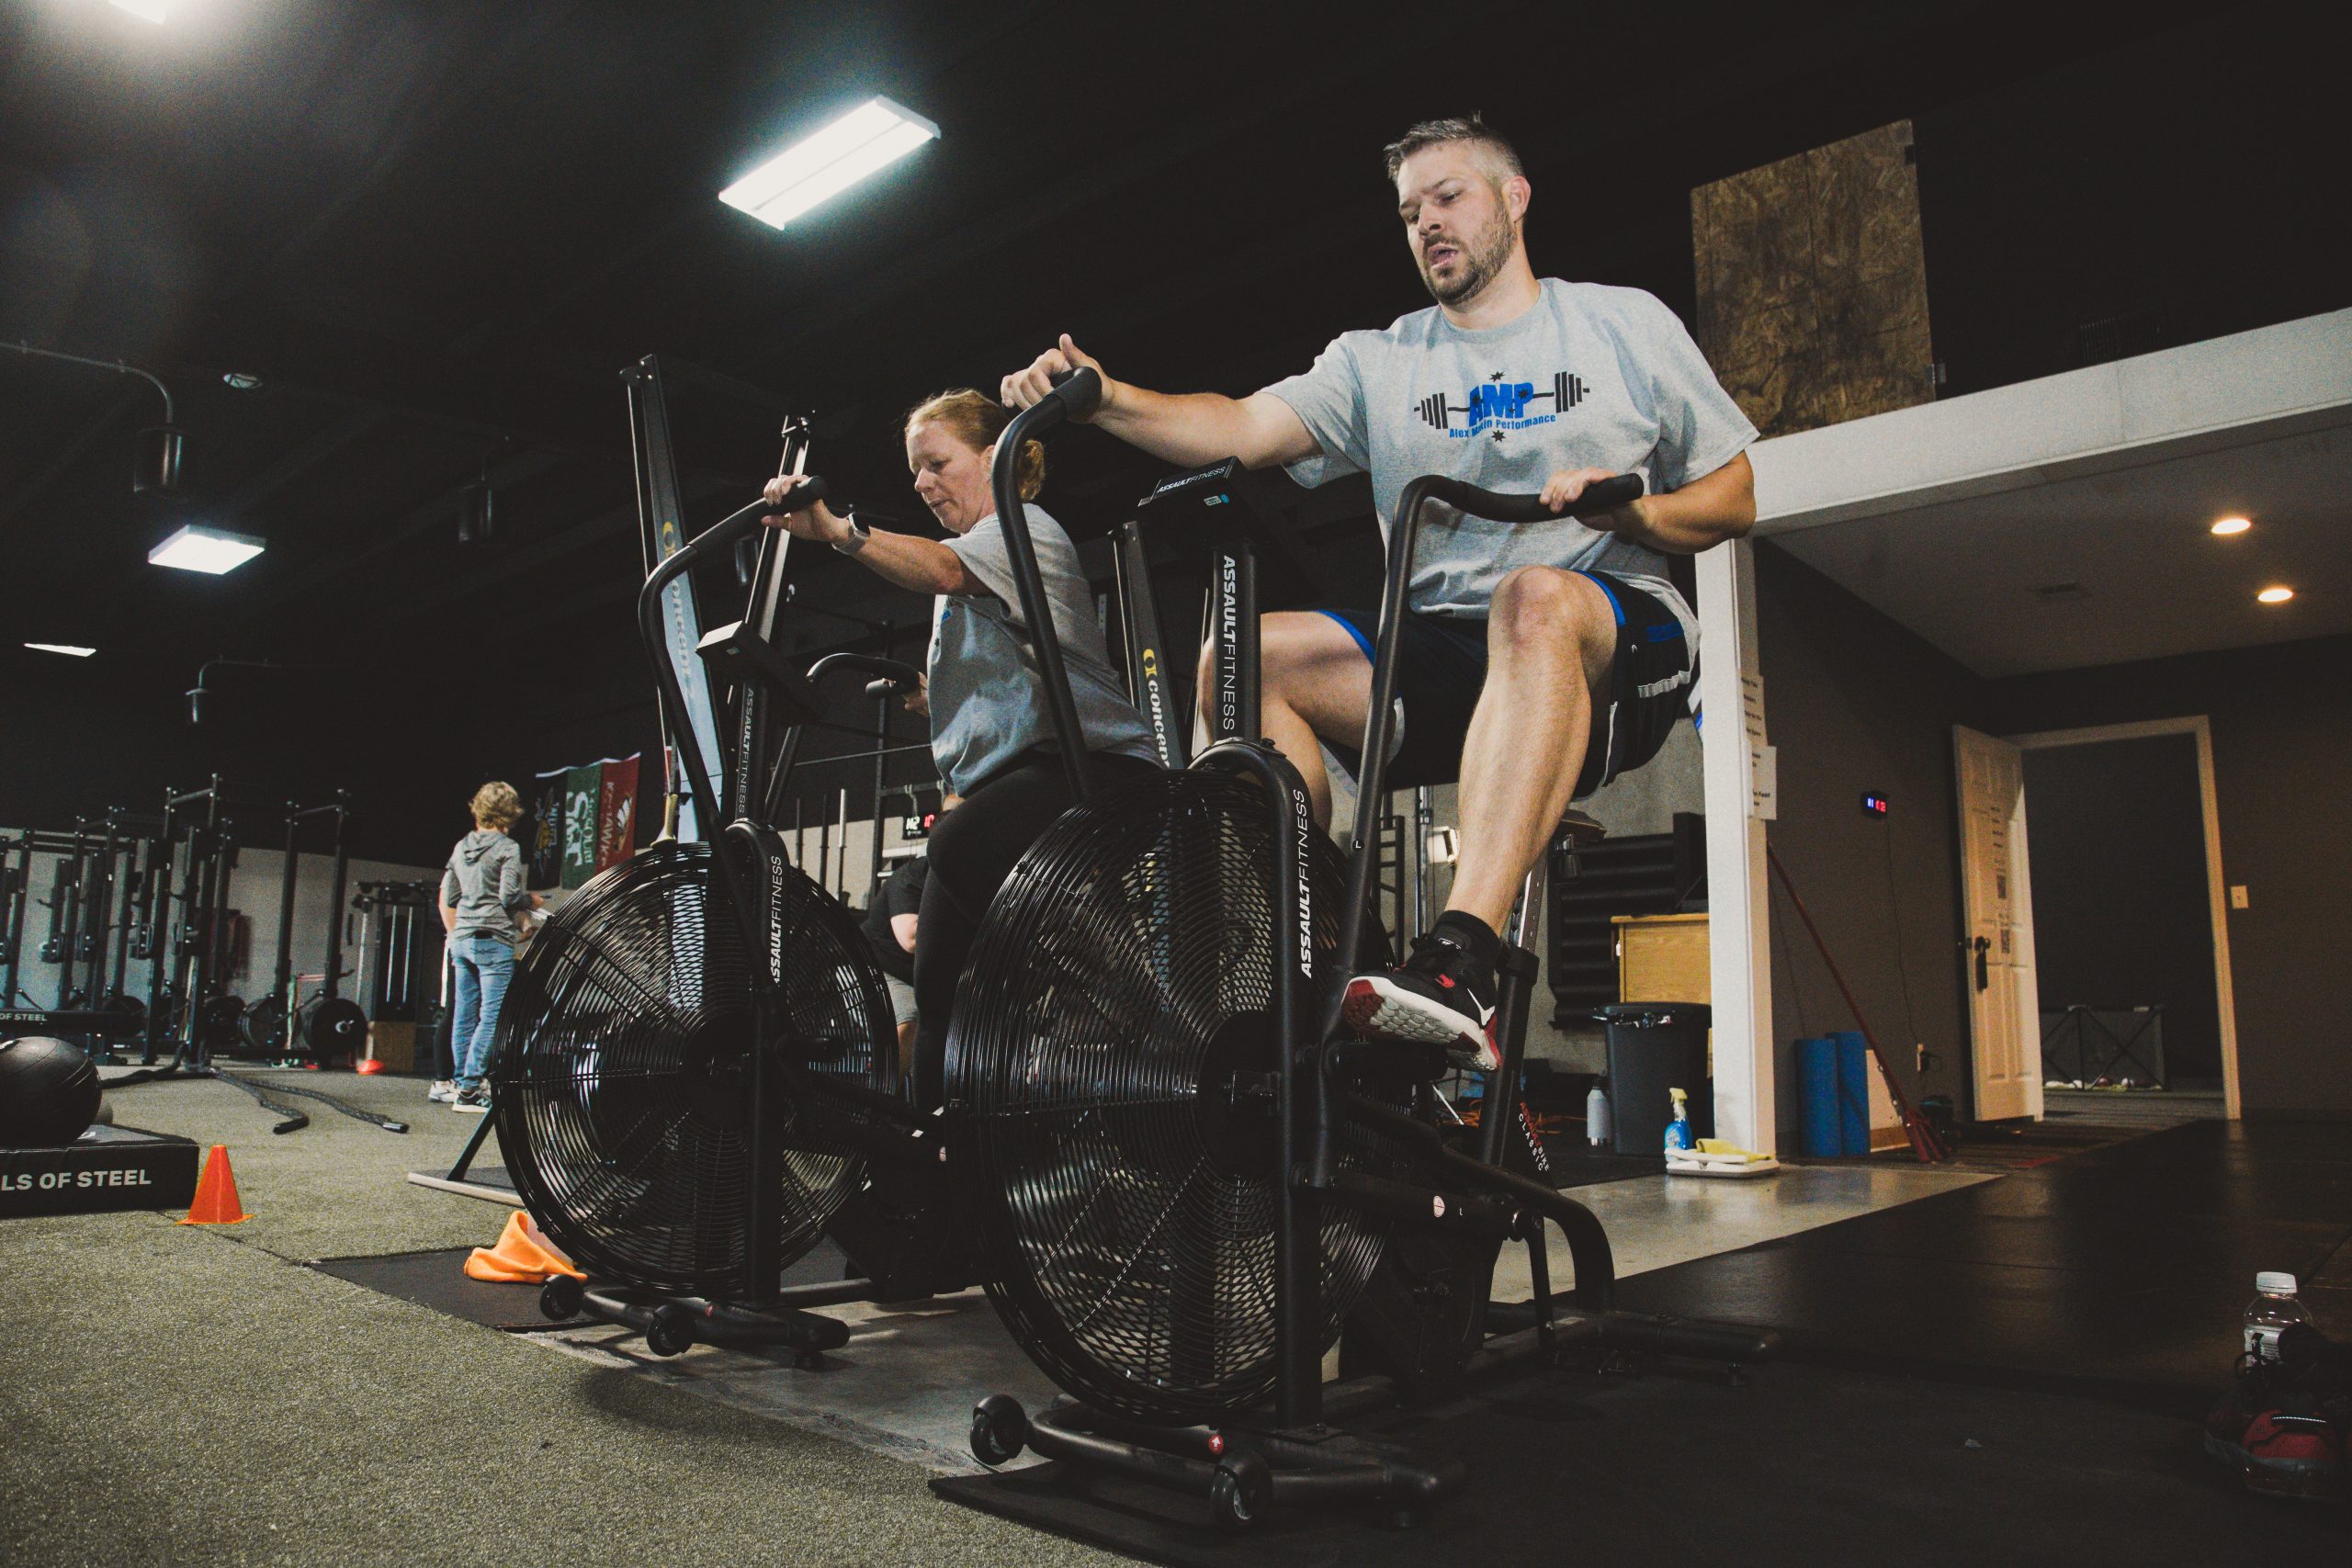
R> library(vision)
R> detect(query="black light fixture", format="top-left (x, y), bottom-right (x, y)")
top-left (458, 480), bottom-right (494, 546)
top-left (458, 445), bottom-right (503, 546)
top-left (4, 340), bottom-right (184, 496)
top-left (135, 423), bottom-right (185, 494)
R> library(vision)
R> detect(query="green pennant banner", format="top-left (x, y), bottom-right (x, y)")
top-left (560, 763), bottom-right (602, 889)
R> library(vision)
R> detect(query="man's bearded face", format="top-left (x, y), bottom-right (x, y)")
top-left (1398, 146), bottom-right (1521, 308)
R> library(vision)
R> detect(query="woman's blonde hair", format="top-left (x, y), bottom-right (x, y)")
top-left (904, 389), bottom-right (1046, 502)
top-left (470, 781), bottom-right (522, 830)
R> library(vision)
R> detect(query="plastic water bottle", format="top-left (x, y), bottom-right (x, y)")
top-left (2243, 1272), bottom-right (2310, 1362)
top-left (1586, 1082), bottom-right (1611, 1147)
top-left (1663, 1086), bottom-right (1694, 1153)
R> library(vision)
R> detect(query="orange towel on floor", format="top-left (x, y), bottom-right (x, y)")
top-left (464, 1210), bottom-right (586, 1283)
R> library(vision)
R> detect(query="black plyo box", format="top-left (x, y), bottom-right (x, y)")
top-left (0, 1124), bottom-right (200, 1218)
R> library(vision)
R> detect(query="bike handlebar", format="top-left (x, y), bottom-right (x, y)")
top-left (804, 651), bottom-right (923, 700)
top-left (1408, 472), bottom-right (1644, 525)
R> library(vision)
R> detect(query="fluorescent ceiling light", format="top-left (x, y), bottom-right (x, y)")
top-left (149, 524), bottom-right (265, 575)
top-left (25, 643), bottom-right (96, 658)
top-left (719, 97), bottom-right (939, 229)
top-left (2211, 516), bottom-right (2251, 536)
top-left (2256, 586), bottom-right (2295, 604)
top-left (110, 1), bottom-right (168, 20)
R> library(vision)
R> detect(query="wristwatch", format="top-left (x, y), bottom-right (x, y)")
top-left (832, 514), bottom-right (870, 556)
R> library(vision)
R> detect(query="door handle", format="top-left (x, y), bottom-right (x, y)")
top-left (1973, 935), bottom-right (1990, 991)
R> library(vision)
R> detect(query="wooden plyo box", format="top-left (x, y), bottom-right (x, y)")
top-left (368, 1021), bottom-right (421, 1074)
top-left (1613, 911), bottom-right (1711, 1005)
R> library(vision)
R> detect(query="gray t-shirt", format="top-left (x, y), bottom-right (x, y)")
top-left (926, 503), bottom-right (1160, 794)
top-left (1261, 277), bottom-right (1756, 642)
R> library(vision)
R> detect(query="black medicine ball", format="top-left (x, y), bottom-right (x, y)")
top-left (0, 1036), bottom-right (103, 1146)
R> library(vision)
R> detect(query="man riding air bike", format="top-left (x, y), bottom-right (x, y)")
top-left (1004, 112), bottom-right (1757, 1070)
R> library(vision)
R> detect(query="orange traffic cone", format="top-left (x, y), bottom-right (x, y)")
top-left (179, 1144), bottom-right (250, 1225)
top-left (464, 1210), bottom-right (585, 1283)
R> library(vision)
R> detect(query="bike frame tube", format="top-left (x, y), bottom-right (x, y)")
top-left (1478, 857), bottom-right (1548, 1170)
top-left (1208, 544), bottom-right (1261, 746)
top-left (1112, 520), bottom-right (1188, 770)
top-left (728, 420), bottom-right (808, 826)
top-left (1194, 737), bottom-right (1324, 1429)
top-left (987, 372), bottom-right (1099, 803)
top-left (632, 476), bottom-right (819, 1307)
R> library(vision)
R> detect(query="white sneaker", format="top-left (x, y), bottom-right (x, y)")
top-left (428, 1080), bottom-right (458, 1103)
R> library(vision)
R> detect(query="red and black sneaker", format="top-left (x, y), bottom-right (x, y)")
top-left (2205, 1333), bottom-right (2348, 1501)
top-left (1342, 928), bottom-right (1500, 1071)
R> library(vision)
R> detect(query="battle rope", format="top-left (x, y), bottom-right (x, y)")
top-left (219, 1069), bottom-right (410, 1134)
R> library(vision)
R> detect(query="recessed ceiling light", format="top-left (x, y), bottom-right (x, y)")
top-left (24, 642), bottom-right (96, 658)
top-left (719, 97), bottom-right (940, 229)
top-left (149, 524), bottom-right (266, 575)
top-left (2211, 516), bottom-right (2251, 536)
top-left (2256, 586), bottom-right (2295, 604)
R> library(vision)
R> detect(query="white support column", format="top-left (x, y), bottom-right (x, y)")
top-left (1697, 537), bottom-right (1777, 1154)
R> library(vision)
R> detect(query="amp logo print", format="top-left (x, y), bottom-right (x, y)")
top-left (1415, 371), bottom-right (1587, 439)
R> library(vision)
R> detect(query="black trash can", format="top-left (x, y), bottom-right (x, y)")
top-left (1594, 1003), bottom-right (1713, 1156)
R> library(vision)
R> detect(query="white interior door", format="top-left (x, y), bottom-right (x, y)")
top-left (1954, 726), bottom-right (2043, 1122)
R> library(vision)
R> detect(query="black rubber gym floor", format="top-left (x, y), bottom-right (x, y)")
top-left (936, 1116), bottom-right (2352, 1559)
top-left (934, 1357), bottom-right (2347, 1564)
top-left (313, 1236), bottom-right (862, 1333)
top-left (1613, 1116), bottom-right (2352, 1414)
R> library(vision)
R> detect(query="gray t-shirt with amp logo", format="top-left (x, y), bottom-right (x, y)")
top-left (926, 503), bottom-right (1160, 795)
top-left (1261, 277), bottom-right (1756, 643)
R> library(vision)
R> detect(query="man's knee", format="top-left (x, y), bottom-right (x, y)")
top-left (1490, 567), bottom-right (1612, 655)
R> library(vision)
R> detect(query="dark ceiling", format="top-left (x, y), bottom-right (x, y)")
top-left (1, 0), bottom-right (2337, 857)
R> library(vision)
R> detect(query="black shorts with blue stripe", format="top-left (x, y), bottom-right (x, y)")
top-left (1315, 569), bottom-right (1692, 798)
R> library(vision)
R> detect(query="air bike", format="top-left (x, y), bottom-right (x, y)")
top-left (490, 400), bottom-right (973, 1364)
top-left (948, 368), bottom-right (1775, 1530)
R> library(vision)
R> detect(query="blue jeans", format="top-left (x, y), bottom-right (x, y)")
top-left (447, 932), bottom-right (515, 1090)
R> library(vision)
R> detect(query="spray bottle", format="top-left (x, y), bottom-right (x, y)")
top-left (1663, 1087), bottom-right (1694, 1153)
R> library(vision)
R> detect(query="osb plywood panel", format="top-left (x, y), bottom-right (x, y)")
top-left (1691, 121), bottom-right (1934, 438)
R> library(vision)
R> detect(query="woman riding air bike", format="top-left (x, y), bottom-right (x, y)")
top-left (761, 389), bottom-right (1159, 1109)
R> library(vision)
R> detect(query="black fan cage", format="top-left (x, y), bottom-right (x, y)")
top-left (947, 769), bottom-right (1404, 1424)
top-left (492, 839), bottom-right (890, 1294)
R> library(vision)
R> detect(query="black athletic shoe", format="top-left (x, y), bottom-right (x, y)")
top-left (1342, 928), bottom-right (1500, 1071)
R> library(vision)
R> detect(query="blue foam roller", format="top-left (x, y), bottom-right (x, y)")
top-left (1833, 1031), bottom-right (1871, 1156)
top-left (1797, 1037), bottom-right (1840, 1158)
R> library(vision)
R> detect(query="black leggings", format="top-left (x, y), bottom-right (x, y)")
top-left (911, 750), bottom-right (1159, 1108)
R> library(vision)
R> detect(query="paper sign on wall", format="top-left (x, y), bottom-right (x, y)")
top-left (1740, 671), bottom-right (1775, 818)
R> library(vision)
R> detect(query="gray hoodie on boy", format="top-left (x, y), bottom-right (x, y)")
top-left (442, 829), bottom-right (529, 943)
